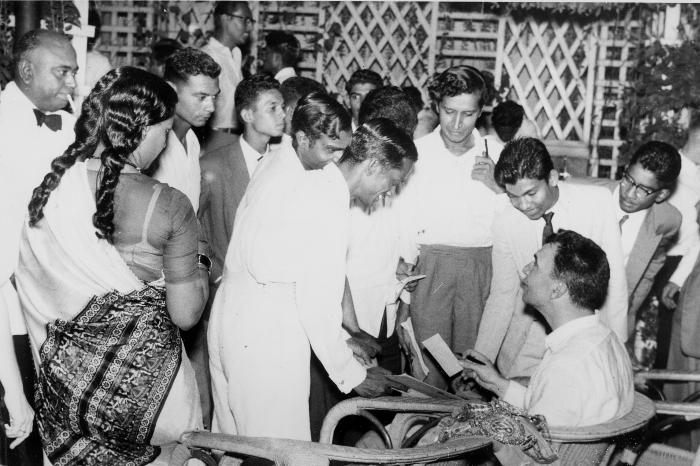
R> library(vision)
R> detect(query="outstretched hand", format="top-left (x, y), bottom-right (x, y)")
top-left (353, 366), bottom-right (406, 397)
top-left (460, 349), bottom-right (509, 398)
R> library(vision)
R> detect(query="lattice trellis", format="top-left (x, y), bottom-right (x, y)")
top-left (500, 16), bottom-right (596, 154)
top-left (320, 2), bottom-right (438, 96)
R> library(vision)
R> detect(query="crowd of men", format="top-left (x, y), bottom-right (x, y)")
top-left (1, 0), bottom-right (700, 463)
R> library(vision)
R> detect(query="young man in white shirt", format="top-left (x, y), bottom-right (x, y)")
top-left (463, 230), bottom-right (634, 429)
top-left (475, 137), bottom-right (628, 379)
top-left (396, 65), bottom-right (505, 389)
top-left (153, 48), bottom-right (220, 213)
top-left (201, 1), bottom-right (252, 131)
top-left (261, 30), bottom-right (300, 84)
top-left (345, 69), bottom-right (383, 131)
top-left (208, 98), bottom-right (416, 440)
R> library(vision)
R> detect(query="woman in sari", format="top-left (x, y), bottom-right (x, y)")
top-left (15, 67), bottom-right (209, 465)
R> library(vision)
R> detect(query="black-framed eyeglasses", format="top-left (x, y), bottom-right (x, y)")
top-left (226, 14), bottom-right (255, 26)
top-left (620, 170), bottom-right (662, 197)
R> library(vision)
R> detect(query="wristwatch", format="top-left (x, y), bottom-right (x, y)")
top-left (197, 253), bottom-right (212, 273)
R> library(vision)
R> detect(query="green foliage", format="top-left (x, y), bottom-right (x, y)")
top-left (620, 39), bottom-right (700, 160)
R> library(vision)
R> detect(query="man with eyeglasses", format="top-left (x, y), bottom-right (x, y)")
top-left (475, 137), bottom-right (628, 381)
top-left (608, 142), bottom-right (682, 347)
top-left (201, 1), bottom-right (253, 132)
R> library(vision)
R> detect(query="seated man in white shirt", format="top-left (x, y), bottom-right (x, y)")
top-left (463, 229), bottom-right (634, 428)
top-left (153, 48), bottom-right (220, 212)
top-left (261, 30), bottom-right (300, 84)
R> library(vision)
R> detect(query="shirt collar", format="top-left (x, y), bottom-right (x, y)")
top-left (206, 37), bottom-right (241, 59)
top-left (274, 67), bottom-right (297, 83)
top-left (545, 314), bottom-right (599, 353)
top-left (2, 81), bottom-right (65, 116)
top-left (433, 126), bottom-right (484, 157)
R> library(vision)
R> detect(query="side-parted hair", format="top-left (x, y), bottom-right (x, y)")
top-left (280, 76), bottom-right (325, 107)
top-left (345, 69), bottom-right (383, 94)
top-left (427, 65), bottom-right (488, 107)
top-left (13, 29), bottom-right (72, 78)
top-left (629, 141), bottom-right (681, 189)
top-left (494, 137), bottom-right (554, 188)
top-left (291, 91), bottom-right (351, 148)
top-left (358, 86), bottom-right (418, 137)
top-left (492, 100), bottom-right (525, 143)
top-left (265, 30), bottom-right (301, 68)
top-left (545, 230), bottom-right (610, 312)
top-left (164, 48), bottom-right (221, 84)
top-left (28, 67), bottom-right (178, 243)
top-left (234, 73), bottom-right (281, 117)
top-left (339, 118), bottom-right (417, 170)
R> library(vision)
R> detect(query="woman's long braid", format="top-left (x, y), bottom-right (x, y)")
top-left (27, 69), bottom-right (124, 227)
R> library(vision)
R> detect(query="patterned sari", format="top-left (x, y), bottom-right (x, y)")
top-left (37, 287), bottom-right (180, 465)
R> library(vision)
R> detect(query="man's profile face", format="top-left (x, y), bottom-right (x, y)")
top-left (297, 130), bottom-right (351, 170)
top-left (261, 48), bottom-right (280, 75)
top-left (355, 158), bottom-right (414, 209)
top-left (618, 162), bottom-right (667, 213)
top-left (27, 39), bottom-right (78, 112)
top-left (226, 4), bottom-right (253, 46)
top-left (437, 92), bottom-right (481, 146)
top-left (244, 89), bottom-right (285, 138)
top-left (504, 171), bottom-right (558, 220)
top-left (521, 243), bottom-right (557, 308)
top-left (348, 82), bottom-right (377, 122)
top-left (174, 74), bottom-right (219, 128)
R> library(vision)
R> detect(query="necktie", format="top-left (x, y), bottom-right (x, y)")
top-left (542, 212), bottom-right (554, 244)
top-left (33, 109), bottom-right (62, 132)
top-left (619, 214), bottom-right (629, 232)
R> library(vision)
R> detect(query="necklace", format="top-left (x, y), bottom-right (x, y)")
top-left (122, 159), bottom-right (142, 173)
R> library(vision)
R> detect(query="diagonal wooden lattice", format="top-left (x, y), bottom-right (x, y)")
top-left (321, 2), bottom-right (438, 96)
top-left (501, 16), bottom-right (595, 147)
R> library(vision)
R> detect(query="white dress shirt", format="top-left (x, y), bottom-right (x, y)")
top-left (208, 150), bottom-right (365, 440)
top-left (396, 127), bottom-right (506, 264)
top-left (201, 38), bottom-right (243, 130)
top-left (347, 201), bottom-right (402, 338)
top-left (502, 315), bottom-right (634, 427)
top-left (476, 181), bottom-right (629, 377)
top-left (274, 67), bottom-right (297, 83)
top-left (0, 81), bottom-right (76, 334)
top-left (239, 135), bottom-right (268, 178)
top-left (667, 153), bottom-right (700, 286)
top-left (153, 129), bottom-right (201, 212)
top-left (613, 186), bottom-right (646, 267)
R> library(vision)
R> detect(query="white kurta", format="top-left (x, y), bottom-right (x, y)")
top-left (0, 81), bottom-right (76, 335)
top-left (153, 129), bottom-right (201, 212)
top-left (208, 149), bottom-right (366, 440)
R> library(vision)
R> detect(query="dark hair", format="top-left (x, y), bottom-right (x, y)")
top-left (402, 86), bottom-right (424, 114)
top-left (88, 7), bottom-right (101, 49)
top-left (28, 67), bottom-right (177, 243)
top-left (339, 118), bottom-right (417, 169)
top-left (494, 137), bottom-right (554, 188)
top-left (264, 30), bottom-right (301, 68)
top-left (13, 29), bottom-right (71, 78)
top-left (213, 1), bottom-right (248, 31)
top-left (164, 47), bottom-right (221, 84)
top-left (291, 91), bottom-right (351, 148)
top-left (151, 38), bottom-right (183, 67)
top-left (358, 86), bottom-right (418, 136)
top-left (492, 100), bottom-right (525, 143)
top-left (427, 65), bottom-right (487, 107)
top-left (280, 76), bottom-right (325, 107)
top-left (545, 230), bottom-right (610, 311)
top-left (629, 140), bottom-right (681, 188)
top-left (234, 73), bottom-right (280, 116)
top-left (345, 69), bottom-right (383, 94)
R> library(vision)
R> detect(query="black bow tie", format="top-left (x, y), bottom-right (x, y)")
top-left (33, 109), bottom-right (62, 132)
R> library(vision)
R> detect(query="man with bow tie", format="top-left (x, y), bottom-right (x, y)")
top-left (0, 29), bottom-right (77, 463)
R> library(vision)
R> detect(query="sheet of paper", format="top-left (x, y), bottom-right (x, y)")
top-left (422, 333), bottom-right (463, 377)
top-left (387, 374), bottom-right (462, 400)
top-left (400, 317), bottom-right (429, 376)
top-left (388, 274), bottom-right (426, 303)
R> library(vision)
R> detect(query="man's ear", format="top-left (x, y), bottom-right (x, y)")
top-left (365, 157), bottom-right (382, 175)
top-left (654, 188), bottom-right (672, 204)
top-left (547, 168), bottom-right (559, 188)
top-left (16, 59), bottom-right (34, 85)
top-left (551, 280), bottom-right (567, 300)
top-left (240, 107), bottom-right (254, 125)
top-left (295, 130), bottom-right (309, 150)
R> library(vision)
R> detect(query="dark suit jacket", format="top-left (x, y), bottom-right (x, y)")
top-left (198, 131), bottom-right (250, 282)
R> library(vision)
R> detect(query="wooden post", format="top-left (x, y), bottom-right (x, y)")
top-left (65, 0), bottom-right (94, 111)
